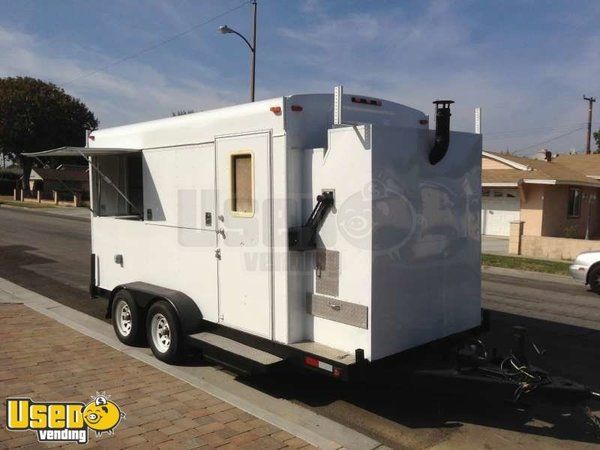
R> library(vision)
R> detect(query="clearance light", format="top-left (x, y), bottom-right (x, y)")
top-left (291, 105), bottom-right (303, 112)
top-left (351, 96), bottom-right (382, 107)
top-left (270, 106), bottom-right (282, 115)
top-left (419, 119), bottom-right (429, 125)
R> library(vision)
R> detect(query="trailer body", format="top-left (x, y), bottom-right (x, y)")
top-left (85, 93), bottom-right (481, 367)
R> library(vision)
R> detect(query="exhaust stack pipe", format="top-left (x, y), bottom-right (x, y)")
top-left (429, 100), bottom-right (454, 165)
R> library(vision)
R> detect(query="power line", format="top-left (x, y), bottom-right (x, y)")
top-left (63, 1), bottom-right (249, 87)
top-left (485, 124), bottom-right (588, 141)
top-left (511, 126), bottom-right (586, 155)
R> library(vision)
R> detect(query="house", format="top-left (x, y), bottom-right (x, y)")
top-left (482, 151), bottom-right (600, 239)
top-left (29, 165), bottom-right (89, 193)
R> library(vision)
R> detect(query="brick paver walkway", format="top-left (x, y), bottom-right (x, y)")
top-left (0, 304), bottom-right (314, 449)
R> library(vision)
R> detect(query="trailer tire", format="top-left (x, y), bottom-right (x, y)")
top-left (112, 290), bottom-right (145, 346)
top-left (146, 300), bottom-right (182, 364)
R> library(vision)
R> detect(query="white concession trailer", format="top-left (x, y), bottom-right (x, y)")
top-left (28, 90), bottom-right (482, 379)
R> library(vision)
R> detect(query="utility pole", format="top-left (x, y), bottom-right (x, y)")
top-left (250, 0), bottom-right (257, 102)
top-left (583, 95), bottom-right (596, 154)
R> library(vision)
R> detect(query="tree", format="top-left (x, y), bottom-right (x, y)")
top-left (0, 77), bottom-right (98, 191)
top-left (594, 129), bottom-right (600, 154)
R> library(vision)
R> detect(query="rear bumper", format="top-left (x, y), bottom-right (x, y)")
top-left (569, 264), bottom-right (588, 283)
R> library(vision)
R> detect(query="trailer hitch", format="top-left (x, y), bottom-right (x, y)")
top-left (401, 322), bottom-right (600, 408)
top-left (447, 326), bottom-right (598, 403)
top-left (288, 191), bottom-right (335, 251)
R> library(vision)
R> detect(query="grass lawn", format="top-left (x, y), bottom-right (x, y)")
top-left (482, 253), bottom-right (571, 276)
top-left (0, 195), bottom-right (57, 209)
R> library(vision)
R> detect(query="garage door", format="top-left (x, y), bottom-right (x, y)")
top-left (481, 190), bottom-right (520, 236)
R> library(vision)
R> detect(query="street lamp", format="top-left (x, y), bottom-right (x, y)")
top-left (218, 0), bottom-right (257, 102)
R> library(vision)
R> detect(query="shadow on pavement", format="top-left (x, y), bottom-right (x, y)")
top-left (236, 310), bottom-right (600, 447)
top-left (0, 244), bottom-right (108, 321)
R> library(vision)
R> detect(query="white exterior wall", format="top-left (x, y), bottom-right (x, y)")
top-left (271, 134), bottom-right (291, 343)
top-left (94, 143), bottom-right (220, 322)
top-left (370, 127), bottom-right (482, 359)
top-left (304, 125), bottom-right (374, 358)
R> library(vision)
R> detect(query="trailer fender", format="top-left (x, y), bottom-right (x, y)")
top-left (107, 282), bottom-right (203, 335)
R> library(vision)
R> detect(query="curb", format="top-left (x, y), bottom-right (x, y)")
top-left (0, 203), bottom-right (90, 222)
top-left (0, 277), bottom-right (384, 450)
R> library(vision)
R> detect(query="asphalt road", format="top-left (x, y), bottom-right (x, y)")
top-left (1, 206), bottom-right (599, 449)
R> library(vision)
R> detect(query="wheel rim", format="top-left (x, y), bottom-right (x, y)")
top-left (151, 313), bottom-right (171, 353)
top-left (115, 300), bottom-right (132, 337)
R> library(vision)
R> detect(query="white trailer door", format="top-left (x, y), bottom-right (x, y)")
top-left (215, 132), bottom-right (272, 339)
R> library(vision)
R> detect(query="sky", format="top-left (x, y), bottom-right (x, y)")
top-left (0, 0), bottom-right (599, 156)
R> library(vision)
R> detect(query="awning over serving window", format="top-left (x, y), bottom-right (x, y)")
top-left (23, 146), bottom-right (141, 157)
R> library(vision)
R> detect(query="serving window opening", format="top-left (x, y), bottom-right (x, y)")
top-left (230, 153), bottom-right (254, 217)
top-left (92, 154), bottom-right (144, 219)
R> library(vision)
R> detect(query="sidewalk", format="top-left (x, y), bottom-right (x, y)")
top-left (0, 203), bottom-right (90, 222)
top-left (0, 303), bottom-right (314, 449)
top-left (481, 236), bottom-right (509, 254)
top-left (0, 278), bottom-right (382, 450)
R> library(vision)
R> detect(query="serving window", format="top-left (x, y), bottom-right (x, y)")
top-left (230, 153), bottom-right (253, 216)
top-left (93, 154), bottom-right (144, 219)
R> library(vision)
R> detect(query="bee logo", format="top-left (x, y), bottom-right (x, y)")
top-left (82, 393), bottom-right (124, 436)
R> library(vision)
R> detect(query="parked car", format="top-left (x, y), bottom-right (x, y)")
top-left (570, 251), bottom-right (600, 293)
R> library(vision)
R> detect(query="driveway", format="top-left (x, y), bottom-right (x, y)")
top-left (482, 235), bottom-right (509, 254)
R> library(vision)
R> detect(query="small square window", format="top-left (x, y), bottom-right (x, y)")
top-left (568, 187), bottom-right (581, 218)
top-left (231, 153), bottom-right (253, 216)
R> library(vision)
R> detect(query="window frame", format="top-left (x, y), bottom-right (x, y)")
top-left (567, 187), bottom-right (582, 218)
top-left (229, 151), bottom-right (255, 218)
top-left (92, 154), bottom-right (144, 220)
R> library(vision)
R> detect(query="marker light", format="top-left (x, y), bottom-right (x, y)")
top-left (351, 96), bottom-right (382, 106)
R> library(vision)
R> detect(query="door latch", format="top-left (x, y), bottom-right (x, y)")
top-left (215, 248), bottom-right (221, 260)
